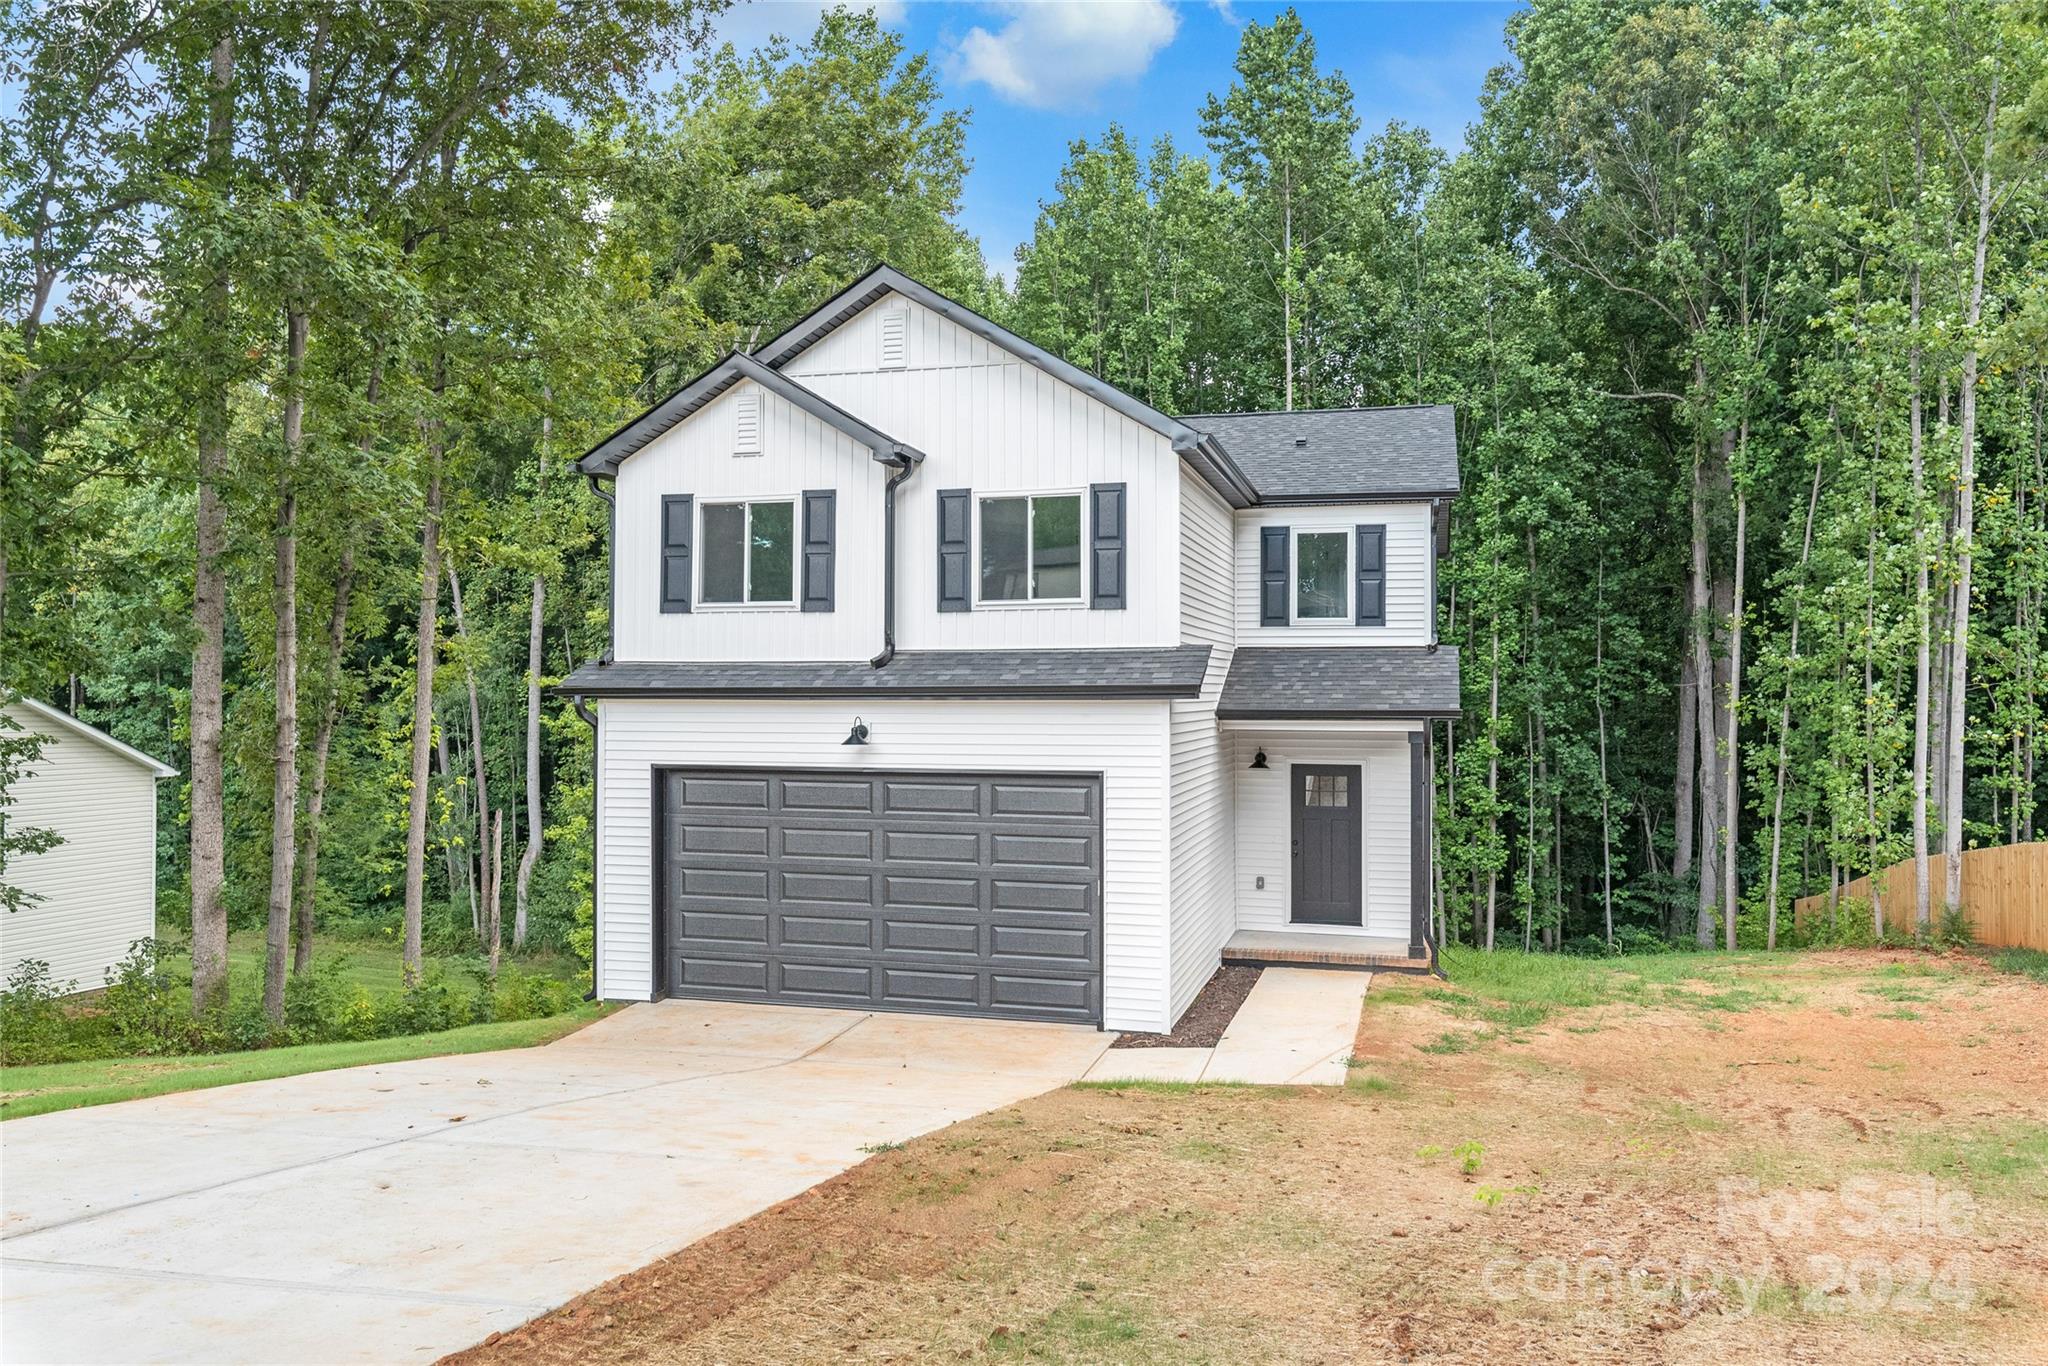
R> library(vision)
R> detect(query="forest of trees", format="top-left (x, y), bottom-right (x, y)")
top-left (4, 0), bottom-right (2044, 1022)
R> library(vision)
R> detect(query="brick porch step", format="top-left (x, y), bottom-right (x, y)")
top-left (1222, 929), bottom-right (1429, 973)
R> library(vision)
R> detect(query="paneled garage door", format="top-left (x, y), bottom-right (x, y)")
top-left (659, 769), bottom-right (1103, 1024)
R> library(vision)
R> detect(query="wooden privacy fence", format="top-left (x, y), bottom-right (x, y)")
top-left (1792, 841), bottom-right (2048, 950)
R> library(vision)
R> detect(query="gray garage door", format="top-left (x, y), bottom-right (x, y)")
top-left (659, 769), bottom-right (1103, 1024)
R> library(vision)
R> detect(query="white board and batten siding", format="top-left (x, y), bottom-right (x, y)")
top-left (595, 696), bottom-right (1179, 1033)
top-left (0, 702), bottom-right (174, 994)
top-left (1165, 469), bottom-right (1238, 1022)
top-left (1231, 727), bottom-right (1416, 943)
top-left (1234, 501), bottom-right (1436, 647)
top-left (613, 381), bottom-right (888, 663)
top-left (782, 294), bottom-right (1184, 651)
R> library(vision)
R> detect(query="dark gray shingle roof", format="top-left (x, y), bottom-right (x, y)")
top-left (558, 646), bottom-right (1212, 699)
top-left (1184, 406), bottom-right (1460, 501)
top-left (1216, 646), bottom-right (1462, 720)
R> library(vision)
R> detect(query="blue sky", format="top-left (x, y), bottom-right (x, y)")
top-left (710, 1), bottom-right (1524, 272)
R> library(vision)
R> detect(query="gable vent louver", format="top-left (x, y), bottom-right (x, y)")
top-left (879, 307), bottom-right (907, 370)
top-left (734, 391), bottom-right (761, 455)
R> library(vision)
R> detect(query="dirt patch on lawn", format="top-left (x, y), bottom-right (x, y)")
top-left (450, 950), bottom-right (2048, 1365)
top-left (1111, 965), bottom-right (1261, 1049)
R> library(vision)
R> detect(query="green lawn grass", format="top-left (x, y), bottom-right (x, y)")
top-left (154, 929), bottom-right (584, 999)
top-left (0, 1003), bottom-right (607, 1121)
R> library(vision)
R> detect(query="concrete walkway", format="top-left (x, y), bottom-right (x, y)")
top-left (0, 1002), bottom-right (1110, 1365)
top-left (1082, 968), bottom-right (1370, 1086)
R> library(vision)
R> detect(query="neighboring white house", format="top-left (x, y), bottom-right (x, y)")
top-left (563, 266), bottom-right (1461, 1034)
top-left (1, 698), bottom-right (176, 994)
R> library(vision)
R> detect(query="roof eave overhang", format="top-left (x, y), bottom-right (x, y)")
top-left (1215, 707), bottom-right (1462, 722)
top-left (553, 682), bottom-right (1205, 701)
top-left (577, 350), bottom-right (924, 477)
top-left (1171, 431), bottom-right (1259, 509)
top-left (1251, 487), bottom-right (1461, 505)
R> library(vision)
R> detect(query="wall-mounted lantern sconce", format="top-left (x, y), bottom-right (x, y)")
top-left (843, 717), bottom-right (870, 746)
top-left (1249, 748), bottom-right (1269, 770)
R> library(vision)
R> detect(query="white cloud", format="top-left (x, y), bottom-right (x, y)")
top-left (710, 1), bottom-right (908, 55)
top-left (947, 1), bottom-right (1181, 110)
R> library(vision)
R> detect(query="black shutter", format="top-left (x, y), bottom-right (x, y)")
top-left (1260, 525), bottom-right (1290, 626)
top-left (1355, 523), bottom-right (1386, 626)
top-left (801, 489), bottom-right (835, 612)
top-left (660, 494), bottom-right (692, 614)
top-left (937, 488), bottom-right (971, 612)
top-left (1089, 482), bottom-right (1126, 610)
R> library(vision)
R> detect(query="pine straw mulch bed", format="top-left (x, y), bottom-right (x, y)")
top-left (446, 949), bottom-right (2048, 1365)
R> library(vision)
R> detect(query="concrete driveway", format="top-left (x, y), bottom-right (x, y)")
top-left (0, 1002), bottom-right (1111, 1364)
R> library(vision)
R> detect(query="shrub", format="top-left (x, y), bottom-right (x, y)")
top-left (282, 956), bottom-right (354, 1043)
top-left (103, 938), bottom-right (191, 1055)
top-left (481, 966), bottom-right (579, 1023)
top-left (0, 959), bottom-right (76, 1064)
top-left (385, 967), bottom-right (464, 1036)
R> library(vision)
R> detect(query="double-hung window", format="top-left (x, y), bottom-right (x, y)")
top-left (979, 492), bottom-right (1083, 603)
top-left (701, 499), bottom-right (795, 606)
top-left (1294, 530), bottom-right (1349, 620)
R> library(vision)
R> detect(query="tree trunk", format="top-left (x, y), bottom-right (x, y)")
top-left (402, 448), bottom-right (443, 986)
top-left (294, 543), bottom-right (354, 974)
top-left (1484, 566), bottom-right (1500, 952)
top-left (446, 559), bottom-right (492, 947)
top-left (1911, 254), bottom-right (1933, 934)
top-left (188, 29), bottom-right (234, 1018)
top-left (294, 358), bottom-right (379, 974)
top-left (1944, 75), bottom-right (1997, 912)
top-left (1674, 649), bottom-right (1696, 910)
top-left (1281, 181), bottom-right (1293, 412)
top-left (262, 308), bottom-right (307, 1027)
top-left (1722, 478), bottom-right (1746, 951)
top-left (1865, 471), bottom-right (1884, 939)
top-left (1690, 435), bottom-right (1722, 948)
top-left (1594, 555), bottom-right (1612, 947)
top-left (516, 571), bottom-right (543, 949)
top-left (488, 809), bottom-right (503, 979)
top-left (1766, 451), bottom-right (1824, 949)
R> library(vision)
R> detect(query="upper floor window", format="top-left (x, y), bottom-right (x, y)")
top-left (1295, 530), bottom-right (1348, 620)
top-left (979, 492), bottom-right (1082, 603)
top-left (702, 499), bottom-right (794, 606)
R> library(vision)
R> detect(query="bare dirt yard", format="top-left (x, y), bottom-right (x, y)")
top-left (450, 949), bottom-right (2048, 1364)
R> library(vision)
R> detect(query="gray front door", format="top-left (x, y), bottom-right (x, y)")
top-left (659, 768), bottom-right (1102, 1024)
top-left (1291, 764), bottom-right (1362, 926)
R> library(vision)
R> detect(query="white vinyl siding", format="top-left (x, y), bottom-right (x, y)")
top-left (0, 706), bottom-right (164, 994)
top-left (1235, 502), bottom-right (1435, 645)
top-left (782, 294), bottom-right (1183, 650)
top-left (1164, 470), bottom-right (1237, 1024)
top-left (613, 381), bottom-right (885, 661)
top-left (1230, 726), bottom-right (1416, 942)
top-left (594, 697), bottom-right (1177, 1032)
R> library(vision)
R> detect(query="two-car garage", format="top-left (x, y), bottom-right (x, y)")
top-left (658, 768), bottom-right (1104, 1024)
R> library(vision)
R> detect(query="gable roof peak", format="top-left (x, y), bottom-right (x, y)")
top-left (578, 348), bottom-right (922, 477)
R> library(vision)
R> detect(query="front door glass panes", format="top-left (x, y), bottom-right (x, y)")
top-left (1303, 773), bottom-right (1349, 807)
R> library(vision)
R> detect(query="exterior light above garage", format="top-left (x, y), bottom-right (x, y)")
top-left (843, 717), bottom-right (870, 746)
top-left (1250, 748), bottom-right (1269, 769)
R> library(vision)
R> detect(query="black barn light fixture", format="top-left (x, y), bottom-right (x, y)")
top-left (1249, 748), bottom-right (1269, 770)
top-left (843, 717), bottom-right (871, 746)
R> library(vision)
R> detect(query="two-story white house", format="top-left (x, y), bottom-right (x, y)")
top-left (562, 266), bottom-right (1460, 1034)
